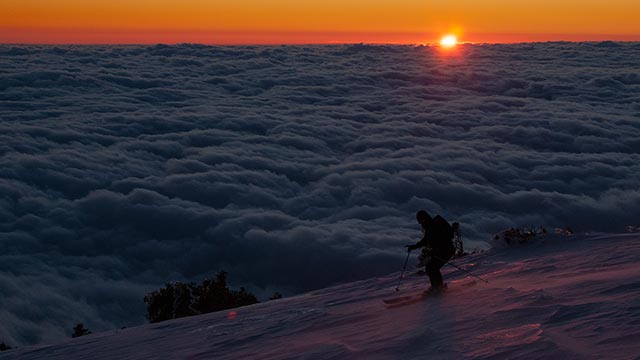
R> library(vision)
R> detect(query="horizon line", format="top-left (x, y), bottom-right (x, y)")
top-left (1, 28), bottom-right (639, 46)
top-left (3, 40), bottom-right (640, 47)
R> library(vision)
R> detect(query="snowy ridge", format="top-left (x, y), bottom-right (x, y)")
top-left (2, 233), bottom-right (638, 359)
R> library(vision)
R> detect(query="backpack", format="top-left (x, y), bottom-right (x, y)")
top-left (433, 215), bottom-right (454, 240)
top-left (431, 215), bottom-right (455, 255)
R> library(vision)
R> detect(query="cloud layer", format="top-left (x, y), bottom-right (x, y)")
top-left (1, 42), bottom-right (639, 345)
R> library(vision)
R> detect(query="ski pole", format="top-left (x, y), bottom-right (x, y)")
top-left (432, 255), bottom-right (489, 284)
top-left (395, 249), bottom-right (412, 291)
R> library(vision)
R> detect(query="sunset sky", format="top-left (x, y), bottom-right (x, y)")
top-left (1, 0), bottom-right (639, 44)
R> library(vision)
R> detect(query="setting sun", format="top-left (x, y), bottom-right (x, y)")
top-left (440, 34), bottom-right (458, 47)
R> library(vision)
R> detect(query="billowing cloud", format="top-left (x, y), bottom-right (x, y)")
top-left (1, 42), bottom-right (639, 346)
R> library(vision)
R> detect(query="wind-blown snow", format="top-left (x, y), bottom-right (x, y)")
top-left (1, 233), bottom-right (638, 359)
top-left (1, 43), bottom-right (640, 346)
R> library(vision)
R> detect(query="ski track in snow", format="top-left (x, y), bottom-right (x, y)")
top-left (2, 233), bottom-right (639, 359)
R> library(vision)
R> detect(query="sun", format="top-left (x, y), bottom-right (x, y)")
top-left (440, 34), bottom-right (458, 48)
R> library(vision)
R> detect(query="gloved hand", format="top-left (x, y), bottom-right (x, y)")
top-left (405, 244), bottom-right (417, 251)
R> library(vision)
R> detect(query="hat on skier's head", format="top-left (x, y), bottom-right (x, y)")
top-left (416, 210), bottom-right (431, 224)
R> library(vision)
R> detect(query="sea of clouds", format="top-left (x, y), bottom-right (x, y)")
top-left (1, 42), bottom-right (639, 345)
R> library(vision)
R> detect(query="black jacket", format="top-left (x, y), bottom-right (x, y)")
top-left (411, 215), bottom-right (455, 259)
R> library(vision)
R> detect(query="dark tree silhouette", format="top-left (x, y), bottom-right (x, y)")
top-left (71, 323), bottom-right (92, 338)
top-left (144, 271), bottom-right (259, 323)
top-left (0, 342), bottom-right (12, 351)
top-left (192, 271), bottom-right (232, 314)
top-left (269, 292), bottom-right (283, 300)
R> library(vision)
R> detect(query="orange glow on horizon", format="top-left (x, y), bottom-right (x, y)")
top-left (1, 1), bottom-right (639, 44)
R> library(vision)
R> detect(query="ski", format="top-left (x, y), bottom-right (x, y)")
top-left (384, 295), bottom-right (426, 307)
top-left (383, 292), bottom-right (424, 305)
top-left (383, 279), bottom-right (477, 308)
top-left (383, 284), bottom-right (446, 305)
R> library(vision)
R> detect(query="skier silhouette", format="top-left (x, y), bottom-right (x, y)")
top-left (407, 210), bottom-right (455, 292)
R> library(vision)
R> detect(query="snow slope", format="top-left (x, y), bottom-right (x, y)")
top-left (2, 233), bottom-right (638, 359)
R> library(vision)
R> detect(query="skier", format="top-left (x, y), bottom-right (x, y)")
top-left (406, 210), bottom-right (455, 293)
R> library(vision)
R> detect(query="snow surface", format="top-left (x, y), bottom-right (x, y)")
top-left (2, 233), bottom-right (638, 359)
